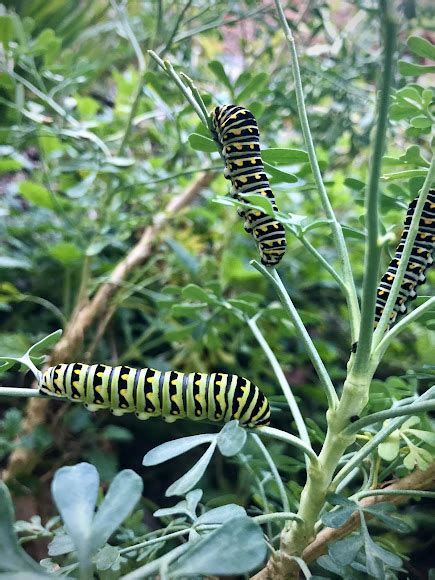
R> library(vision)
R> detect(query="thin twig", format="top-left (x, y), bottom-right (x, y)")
top-left (252, 262), bottom-right (338, 409)
top-left (252, 433), bottom-right (290, 513)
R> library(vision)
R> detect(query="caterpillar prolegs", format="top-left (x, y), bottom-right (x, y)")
top-left (210, 105), bottom-right (286, 266)
top-left (40, 363), bottom-right (271, 428)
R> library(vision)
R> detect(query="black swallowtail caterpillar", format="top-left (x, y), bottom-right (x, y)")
top-left (39, 363), bottom-right (271, 427)
top-left (210, 105), bottom-right (286, 266)
top-left (375, 189), bottom-right (435, 326)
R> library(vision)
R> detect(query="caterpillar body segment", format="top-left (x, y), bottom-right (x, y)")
top-left (210, 105), bottom-right (286, 266)
top-left (375, 190), bottom-right (435, 326)
top-left (39, 363), bottom-right (271, 428)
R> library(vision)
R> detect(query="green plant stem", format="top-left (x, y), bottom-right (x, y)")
top-left (254, 512), bottom-right (303, 524)
top-left (345, 398), bottom-right (435, 435)
top-left (179, 72), bottom-right (215, 134)
top-left (353, 2), bottom-right (396, 375)
top-left (273, 0), bottom-right (360, 343)
top-left (160, 0), bottom-right (193, 56)
top-left (110, 0), bottom-right (147, 155)
top-left (119, 529), bottom-right (189, 554)
top-left (296, 233), bottom-right (347, 293)
top-left (246, 316), bottom-right (311, 452)
top-left (252, 262), bottom-right (338, 409)
top-left (373, 296), bottom-right (435, 360)
top-left (354, 489), bottom-right (435, 500)
top-left (252, 433), bottom-right (290, 513)
top-left (148, 51), bottom-right (208, 127)
top-left (0, 388), bottom-right (45, 398)
top-left (256, 426), bottom-right (318, 464)
top-left (332, 386), bottom-right (435, 487)
top-left (373, 155), bottom-right (435, 349)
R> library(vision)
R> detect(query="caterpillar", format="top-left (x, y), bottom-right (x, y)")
top-left (375, 189), bottom-right (435, 326)
top-left (39, 363), bottom-right (271, 428)
top-left (210, 105), bottom-right (286, 266)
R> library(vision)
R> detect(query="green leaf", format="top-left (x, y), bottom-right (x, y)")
top-left (171, 517), bottom-right (267, 576)
top-left (264, 162), bottom-right (297, 183)
top-left (47, 531), bottom-right (74, 556)
top-left (0, 16), bottom-right (13, 48)
top-left (90, 470), bottom-right (143, 552)
top-left (399, 145), bottom-right (430, 167)
top-left (399, 61), bottom-right (435, 76)
top-left (181, 284), bottom-right (217, 304)
top-left (18, 181), bottom-right (55, 209)
top-left (188, 133), bottom-right (217, 152)
top-left (143, 434), bottom-right (216, 466)
top-left (344, 178), bottom-right (365, 191)
top-left (363, 503), bottom-right (412, 533)
top-left (195, 504), bottom-right (247, 526)
top-left (242, 193), bottom-right (275, 215)
top-left (0, 482), bottom-right (47, 575)
top-left (329, 534), bottom-right (363, 566)
top-left (102, 425), bottom-right (133, 442)
top-left (27, 330), bottom-right (62, 357)
top-left (321, 505), bottom-right (357, 528)
top-left (410, 115), bottom-right (432, 128)
top-left (382, 169), bottom-right (428, 181)
top-left (406, 428), bottom-right (435, 446)
top-left (94, 545), bottom-right (121, 571)
top-left (408, 35), bottom-right (435, 60)
top-left (0, 257), bottom-right (31, 270)
top-left (48, 243), bottom-right (83, 265)
top-left (208, 61), bottom-right (231, 88)
top-left (165, 442), bottom-right (217, 497)
top-left (51, 463), bottom-right (99, 565)
top-left (0, 159), bottom-right (22, 174)
top-left (217, 420), bottom-right (247, 456)
top-left (237, 72), bottom-right (268, 102)
top-left (378, 430), bottom-right (400, 461)
top-left (261, 148), bottom-right (308, 164)
top-left (170, 303), bottom-right (207, 316)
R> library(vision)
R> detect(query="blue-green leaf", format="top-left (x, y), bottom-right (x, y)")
top-left (171, 517), bottom-right (267, 576)
top-left (51, 463), bottom-right (99, 564)
top-left (188, 133), bottom-right (217, 152)
top-left (0, 482), bottom-right (47, 575)
top-left (143, 434), bottom-right (216, 466)
top-left (90, 470), bottom-right (143, 552)
top-left (217, 420), bottom-right (247, 456)
top-left (165, 441), bottom-right (216, 497)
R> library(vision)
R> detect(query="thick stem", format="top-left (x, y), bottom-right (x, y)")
top-left (353, 0), bottom-right (396, 374)
top-left (273, 0), bottom-right (360, 343)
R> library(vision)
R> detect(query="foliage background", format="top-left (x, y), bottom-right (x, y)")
top-left (0, 0), bottom-right (434, 577)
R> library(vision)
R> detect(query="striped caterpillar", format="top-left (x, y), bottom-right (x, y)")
top-left (375, 189), bottom-right (435, 326)
top-left (210, 105), bottom-right (286, 266)
top-left (39, 363), bottom-right (271, 427)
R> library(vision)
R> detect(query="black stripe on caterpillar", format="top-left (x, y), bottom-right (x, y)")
top-left (210, 105), bottom-right (286, 266)
top-left (39, 363), bottom-right (271, 427)
top-left (375, 189), bottom-right (435, 326)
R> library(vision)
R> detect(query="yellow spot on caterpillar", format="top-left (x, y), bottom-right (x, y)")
top-left (120, 389), bottom-right (127, 396)
top-left (146, 393), bottom-right (154, 401)
top-left (195, 380), bottom-right (202, 386)
top-left (254, 173), bottom-right (261, 180)
top-left (121, 374), bottom-right (129, 380)
top-left (234, 160), bottom-right (244, 167)
top-left (72, 381), bottom-right (80, 387)
top-left (74, 369), bottom-right (81, 374)
top-left (95, 386), bottom-right (102, 394)
top-left (72, 393), bottom-right (80, 399)
top-left (235, 144), bottom-right (243, 151)
top-left (238, 176), bottom-right (247, 183)
top-left (195, 394), bottom-right (203, 403)
top-left (215, 394), bottom-right (221, 401)
top-left (171, 395), bottom-right (178, 402)
top-left (215, 380), bottom-right (222, 386)
top-left (379, 290), bottom-right (385, 295)
top-left (97, 372), bottom-right (104, 378)
top-left (251, 159), bottom-right (256, 164)
top-left (147, 377), bottom-right (154, 383)
top-left (387, 275), bottom-right (394, 281)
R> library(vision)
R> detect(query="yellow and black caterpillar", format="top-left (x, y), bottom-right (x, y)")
top-left (39, 363), bottom-right (271, 427)
top-left (210, 105), bottom-right (286, 266)
top-left (375, 189), bottom-right (435, 326)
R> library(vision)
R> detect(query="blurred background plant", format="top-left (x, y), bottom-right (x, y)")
top-left (0, 0), bottom-right (434, 578)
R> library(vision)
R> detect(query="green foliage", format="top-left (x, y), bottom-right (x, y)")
top-left (0, 2), bottom-right (433, 578)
